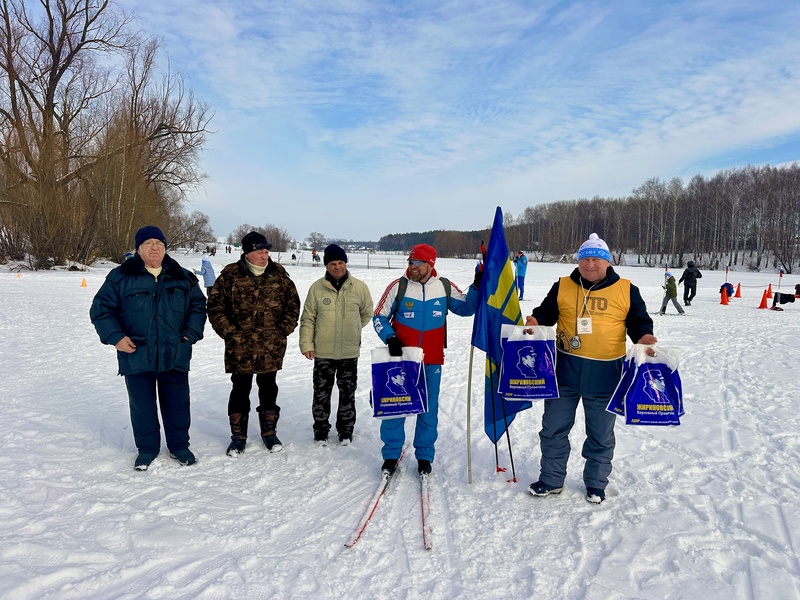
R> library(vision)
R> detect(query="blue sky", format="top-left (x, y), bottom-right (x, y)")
top-left (118, 0), bottom-right (800, 243)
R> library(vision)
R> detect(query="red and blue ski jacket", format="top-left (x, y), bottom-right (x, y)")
top-left (373, 274), bottom-right (478, 365)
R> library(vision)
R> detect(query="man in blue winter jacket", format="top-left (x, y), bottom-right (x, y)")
top-left (373, 243), bottom-right (481, 476)
top-left (90, 226), bottom-right (206, 471)
top-left (513, 250), bottom-right (528, 300)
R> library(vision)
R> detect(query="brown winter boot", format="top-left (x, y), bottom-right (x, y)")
top-left (226, 413), bottom-right (248, 456)
top-left (258, 409), bottom-right (282, 453)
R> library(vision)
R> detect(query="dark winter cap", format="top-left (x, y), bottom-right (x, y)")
top-left (323, 244), bottom-right (348, 265)
top-left (687, 260), bottom-right (695, 268)
top-left (408, 243), bottom-right (437, 267)
top-left (134, 226), bottom-right (167, 250)
top-left (577, 233), bottom-right (611, 262)
top-left (241, 231), bottom-right (272, 254)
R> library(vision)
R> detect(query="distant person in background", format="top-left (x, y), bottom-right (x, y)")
top-left (795, 283), bottom-right (800, 297)
top-left (659, 272), bottom-right (685, 315)
top-left (90, 226), bottom-right (206, 471)
top-left (480, 240), bottom-right (487, 262)
top-left (299, 244), bottom-right (373, 446)
top-left (207, 231), bottom-right (300, 455)
top-left (512, 250), bottom-right (528, 300)
top-left (678, 260), bottom-right (703, 306)
top-left (194, 256), bottom-right (216, 294)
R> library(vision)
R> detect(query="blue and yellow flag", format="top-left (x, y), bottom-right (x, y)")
top-left (471, 207), bottom-right (532, 443)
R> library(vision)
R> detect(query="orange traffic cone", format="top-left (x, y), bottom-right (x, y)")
top-left (16, 272), bottom-right (21, 278)
top-left (720, 287), bottom-right (729, 305)
top-left (758, 290), bottom-right (768, 309)
top-left (767, 283), bottom-right (773, 298)
top-left (80, 277), bottom-right (87, 287)
top-left (734, 283), bottom-right (741, 298)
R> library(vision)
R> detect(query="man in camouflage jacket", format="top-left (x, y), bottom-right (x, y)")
top-left (207, 231), bottom-right (300, 455)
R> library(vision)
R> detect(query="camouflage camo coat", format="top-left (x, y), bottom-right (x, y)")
top-left (207, 258), bottom-right (300, 373)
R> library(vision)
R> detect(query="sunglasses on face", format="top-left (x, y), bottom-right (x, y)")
top-left (253, 243), bottom-right (271, 251)
top-left (408, 259), bottom-right (427, 267)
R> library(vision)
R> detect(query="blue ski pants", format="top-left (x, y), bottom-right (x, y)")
top-left (380, 364), bottom-right (442, 462)
top-left (538, 353), bottom-right (622, 490)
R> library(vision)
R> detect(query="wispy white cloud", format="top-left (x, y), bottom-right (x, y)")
top-left (118, 0), bottom-right (800, 241)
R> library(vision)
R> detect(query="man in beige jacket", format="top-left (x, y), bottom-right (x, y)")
top-left (299, 244), bottom-right (373, 446)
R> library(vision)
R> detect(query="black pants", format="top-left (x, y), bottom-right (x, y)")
top-left (228, 372), bottom-right (279, 415)
top-left (683, 283), bottom-right (697, 303)
top-left (312, 358), bottom-right (358, 438)
top-left (124, 370), bottom-right (190, 455)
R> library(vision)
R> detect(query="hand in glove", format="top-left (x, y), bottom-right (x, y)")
top-left (473, 266), bottom-right (484, 289)
top-left (387, 336), bottom-right (404, 357)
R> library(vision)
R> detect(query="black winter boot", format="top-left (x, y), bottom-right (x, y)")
top-left (226, 413), bottom-right (248, 456)
top-left (258, 408), bottom-right (282, 452)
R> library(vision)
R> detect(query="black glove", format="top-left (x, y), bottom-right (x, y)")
top-left (473, 267), bottom-right (484, 289)
top-left (387, 336), bottom-right (403, 357)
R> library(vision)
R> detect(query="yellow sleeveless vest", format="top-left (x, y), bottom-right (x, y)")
top-left (556, 276), bottom-right (630, 360)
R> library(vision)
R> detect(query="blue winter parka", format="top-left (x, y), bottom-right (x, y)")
top-left (90, 254), bottom-right (207, 375)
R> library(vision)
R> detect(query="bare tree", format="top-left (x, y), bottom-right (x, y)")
top-left (228, 223), bottom-right (292, 252)
top-left (306, 231), bottom-right (325, 251)
top-left (0, 0), bottom-right (210, 268)
top-left (169, 210), bottom-right (214, 251)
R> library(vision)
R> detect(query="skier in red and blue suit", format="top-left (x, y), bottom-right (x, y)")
top-left (373, 243), bottom-right (481, 476)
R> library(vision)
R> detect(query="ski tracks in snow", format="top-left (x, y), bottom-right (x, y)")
top-left (642, 305), bottom-right (800, 599)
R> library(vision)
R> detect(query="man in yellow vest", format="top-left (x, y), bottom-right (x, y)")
top-left (524, 233), bottom-right (657, 504)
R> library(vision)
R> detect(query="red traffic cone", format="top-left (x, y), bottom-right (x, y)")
top-left (720, 287), bottom-right (729, 305)
top-left (734, 283), bottom-right (741, 298)
top-left (767, 283), bottom-right (773, 298)
top-left (758, 290), bottom-right (768, 309)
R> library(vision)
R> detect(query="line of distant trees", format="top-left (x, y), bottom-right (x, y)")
top-left (378, 164), bottom-right (800, 273)
top-left (0, 0), bottom-right (213, 268)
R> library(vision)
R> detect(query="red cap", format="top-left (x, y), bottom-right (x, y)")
top-left (409, 244), bottom-right (437, 267)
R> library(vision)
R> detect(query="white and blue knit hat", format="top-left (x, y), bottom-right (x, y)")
top-left (577, 233), bottom-right (611, 262)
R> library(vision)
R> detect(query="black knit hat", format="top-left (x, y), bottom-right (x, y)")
top-left (323, 244), bottom-right (348, 265)
top-left (134, 226), bottom-right (167, 250)
top-left (241, 231), bottom-right (272, 254)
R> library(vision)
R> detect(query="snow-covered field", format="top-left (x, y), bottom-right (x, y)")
top-left (2, 252), bottom-right (799, 599)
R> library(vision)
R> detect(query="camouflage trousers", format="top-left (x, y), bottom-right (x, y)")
top-left (312, 358), bottom-right (358, 438)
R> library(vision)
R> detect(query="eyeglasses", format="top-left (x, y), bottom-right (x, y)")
top-left (408, 259), bottom-right (427, 267)
top-left (141, 240), bottom-right (165, 249)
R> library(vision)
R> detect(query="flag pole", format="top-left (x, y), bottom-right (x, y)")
top-left (467, 345), bottom-right (474, 484)
top-left (489, 360), bottom-right (517, 482)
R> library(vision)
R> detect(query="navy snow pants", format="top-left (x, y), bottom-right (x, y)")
top-left (538, 353), bottom-right (622, 490)
top-left (124, 369), bottom-right (191, 456)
